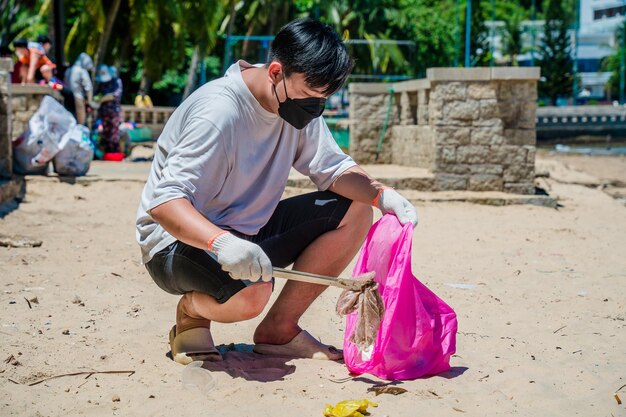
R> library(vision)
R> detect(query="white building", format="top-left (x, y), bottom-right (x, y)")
top-left (488, 0), bottom-right (626, 100)
top-left (575, 0), bottom-right (625, 98)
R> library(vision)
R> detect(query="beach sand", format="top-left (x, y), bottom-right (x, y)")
top-left (1, 153), bottom-right (625, 416)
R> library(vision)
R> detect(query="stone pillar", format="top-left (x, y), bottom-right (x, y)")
top-left (348, 83), bottom-right (399, 164)
top-left (0, 58), bottom-right (12, 179)
top-left (426, 67), bottom-right (540, 193)
top-left (0, 58), bottom-right (27, 207)
top-left (347, 67), bottom-right (539, 194)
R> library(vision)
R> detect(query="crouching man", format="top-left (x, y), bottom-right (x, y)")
top-left (136, 18), bottom-right (418, 364)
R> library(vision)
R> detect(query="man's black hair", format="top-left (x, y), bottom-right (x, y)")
top-left (12, 38), bottom-right (28, 48)
top-left (37, 35), bottom-right (51, 44)
top-left (269, 18), bottom-right (353, 96)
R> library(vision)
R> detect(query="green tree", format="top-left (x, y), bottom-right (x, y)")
top-left (497, 1), bottom-right (527, 66)
top-left (0, 0), bottom-right (48, 49)
top-left (460, 0), bottom-right (491, 67)
top-left (537, 0), bottom-right (573, 104)
top-left (391, 0), bottom-right (457, 75)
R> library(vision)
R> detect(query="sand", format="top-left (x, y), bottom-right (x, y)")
top-left (1, 152), bottom-right (625, 416)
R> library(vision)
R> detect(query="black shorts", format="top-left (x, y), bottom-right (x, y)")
top-left (145, 191), bottom-right (352, 304)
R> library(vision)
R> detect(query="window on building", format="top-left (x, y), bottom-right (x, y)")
top-left (594, 5), bottom-right (626, 20)
top-left (577, 59), bottom-right (602, 72)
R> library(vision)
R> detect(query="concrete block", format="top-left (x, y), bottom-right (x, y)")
top-left (434, 127), bottom-right (470, 145)
top-left (470, 164), bottom-right (503, 175)
top-left (456, 145), bottom-right (490, 164)
top-left (10, 84), bottom-right (53, 95)
top-left (479, 99), bottom-right (500, 119)
top-left (503, 129), bottom-right (535, 146)
top-left (469, 174), bottom-right (504, 191)
top-left (28, 97), bottom-right (41, 111)
top-left (497, 83), bottom-right (515, 101)
top-left (392, 78), bottom-right (430, 92)
top-left (471, 126), bottom-right (504, 146)
top-left (12, 121), bottom-right (25, 137)
top-left (0, 58), bottom-right (12, 72)
top-left (349, 83), bottom-right (395, 94)
top-left (427, 67), bottom-right (491, 81)
top-left (491, 67), bottom-right (540, 80)
top-left (504, 182), bottom-right (535, 194)
top-left (350, 93), bottom-right (399, 123)
top-left (14, 111), bottom-right (31, 123)
top-left (444, 100), bottom-right (479, 121)
top-left (516, 81), bottom-right (538, 101)
top-left (11, 96), bottom-right (26, 110)
top-left (433, 82), bottom-right (467, 101)
top-left (434, 173), bottom-right (468, 190)
top-left (438, 163), bottom-right (471, 175)
top-left (439, 146), bottom-right (456, 163)
top-left (503, 164), bottom-right (534, 182)
top-left (491, 145), bottom-right (527, 165)
top-left (468, 83), bottom-right (497, 99)
top-left (524, 146), bottom-right (536, 164)
top-left (498, 100), bottom-right (517, 127)
top-left (517, 103), bottom-right (537, 129)
top-left (473, 118), bottom-right (503, 128)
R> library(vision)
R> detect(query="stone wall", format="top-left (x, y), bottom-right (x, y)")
top-left (0, 58), bottom-right (25, 207)
top-left (349, 67), bottom-right (540, 194)
top-left (0, 58), bottom-right (12, 179)
top-left (10, 84), bottom-right (62, 140)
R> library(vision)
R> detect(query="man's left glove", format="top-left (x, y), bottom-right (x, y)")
top-left (375, 188), bottom-right (418, 227)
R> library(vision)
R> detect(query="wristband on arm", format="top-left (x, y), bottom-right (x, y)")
top-left (207, 231), bottom-right (230, 252)
top-left (373, 186), bottom-right (392, 208)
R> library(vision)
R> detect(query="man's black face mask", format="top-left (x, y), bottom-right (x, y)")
top-left (273, 71), bottom-right (326, 130)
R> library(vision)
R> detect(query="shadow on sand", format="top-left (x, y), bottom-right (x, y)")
top-left (167, 343), bottom-right (297, 383)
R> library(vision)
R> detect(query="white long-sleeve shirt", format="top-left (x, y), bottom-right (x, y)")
top-left (136, 61), bottom-right (355, 263)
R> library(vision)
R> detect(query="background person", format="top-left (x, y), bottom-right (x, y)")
top-left (14, 35), bottom-right (57, 84)
top-left (134, 88), bottom-right (153, 108)
top-left (65, 53), bottom-right (94, 125)
top-left (95, 64), bottom-right (123, 155)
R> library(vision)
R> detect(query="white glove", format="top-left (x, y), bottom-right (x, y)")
top-left (376, 188), bottom-right (418, 227)
top-left (210, 233), bottom-right (273, 282)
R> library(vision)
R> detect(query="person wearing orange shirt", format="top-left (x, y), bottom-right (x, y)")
top-left (14, 35), bottom-right (56, 84)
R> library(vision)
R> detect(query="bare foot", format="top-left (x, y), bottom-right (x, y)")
top-left (253, 314), bottom-right (301, 345)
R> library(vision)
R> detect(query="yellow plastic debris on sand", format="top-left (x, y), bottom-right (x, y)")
top-left (323, 399), bottom-right (378, 417)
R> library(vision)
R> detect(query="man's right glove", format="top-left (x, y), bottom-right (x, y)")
top-left (209, 232), bottom-right (273, 282)
top-left (375, 188), bottom-right (419, 227)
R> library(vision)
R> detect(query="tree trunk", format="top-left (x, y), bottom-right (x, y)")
top-left (241, 22), bottom-right (256, 58)
top-left (183, 46), bottom-right (200, 100)
top-left (139, 75), bottom-right (152, 93)
top-left (95, 0), bottom-right (122, 68)
top-left (227, 0), bottom-right (237, 38)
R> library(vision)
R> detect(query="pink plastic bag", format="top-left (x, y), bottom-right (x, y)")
top-left (343, 215), bottom-right (458, 380)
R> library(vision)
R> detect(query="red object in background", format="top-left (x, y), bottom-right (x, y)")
top-left (102, 152), bottom-right (125, 162)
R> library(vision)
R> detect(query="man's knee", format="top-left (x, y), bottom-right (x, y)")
top-left (342, 201), bottom-right (373, 233)
top-left (233, 282), bottom-right (272, 320)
